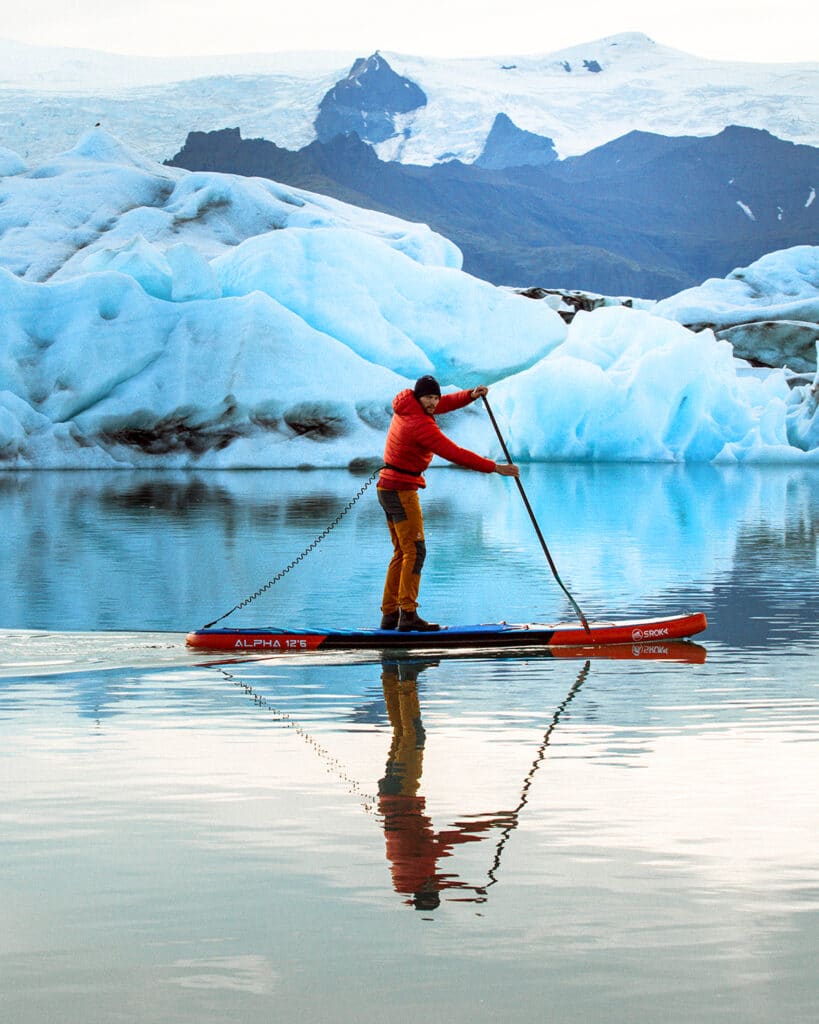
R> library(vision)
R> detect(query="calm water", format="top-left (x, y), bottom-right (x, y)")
top-left (1, 465), bottom-right (818, 1023)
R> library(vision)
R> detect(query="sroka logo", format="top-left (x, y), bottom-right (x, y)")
top-left (632, 626), bottom-right (670, 641)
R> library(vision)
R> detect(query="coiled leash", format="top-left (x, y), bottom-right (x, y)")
top-left (200, 466), bottom-right (381, 629)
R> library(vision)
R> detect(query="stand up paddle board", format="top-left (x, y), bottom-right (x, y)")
top-left (186, 611), bottom-right (707, 655)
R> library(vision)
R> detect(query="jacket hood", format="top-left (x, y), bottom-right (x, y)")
top-left (392, 388), bottom-right (425, 415)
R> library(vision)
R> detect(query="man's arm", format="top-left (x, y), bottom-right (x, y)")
top-left (435, 388), bottom-right (479, 415)
top-left (430, 384), bottom-right (519, 477)
top-left (415, 416), bottom-right (519, 477)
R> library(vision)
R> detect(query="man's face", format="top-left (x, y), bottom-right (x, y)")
top-left (419, 394), bottom-right (440, 414)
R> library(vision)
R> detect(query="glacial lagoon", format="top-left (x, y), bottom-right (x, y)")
top-left (1, 463), bottom-right (817, 1023)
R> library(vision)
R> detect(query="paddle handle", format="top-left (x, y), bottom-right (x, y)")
top-left (482, 395), bottom-right (590, 633)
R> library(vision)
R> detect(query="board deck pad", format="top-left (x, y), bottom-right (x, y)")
top-left (186, 612), bottom-right (707, 657)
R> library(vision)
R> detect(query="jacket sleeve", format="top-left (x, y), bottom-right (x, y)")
top-left (415, 416), bottom-right (496, 473)
top-left (436, 389), bottom-right (477, 415)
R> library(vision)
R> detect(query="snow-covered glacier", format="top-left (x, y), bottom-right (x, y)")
top-left (1, 33), bottom-right (817, 164)
top-left (0, 129), bottom-right (817, 468)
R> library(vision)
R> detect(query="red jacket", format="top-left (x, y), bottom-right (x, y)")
top-left (378, 388), bottom-right (496, 490)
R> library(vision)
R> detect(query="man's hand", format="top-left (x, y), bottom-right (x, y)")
top-left (495, 463), bottom-right (520, 477)
top-left (471, 385), bottom-right (489, 399)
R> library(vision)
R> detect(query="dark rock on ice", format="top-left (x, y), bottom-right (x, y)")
top-left (716, 321), bottom-right (819, 372)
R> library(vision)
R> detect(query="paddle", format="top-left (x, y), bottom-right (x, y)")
top-left (483, 658), bottom-right (591, 893)
top-left (482, 394), bottom-right (591, 633)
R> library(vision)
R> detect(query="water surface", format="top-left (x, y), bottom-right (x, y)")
top-left (1, 465), bottom-right (817, 1023)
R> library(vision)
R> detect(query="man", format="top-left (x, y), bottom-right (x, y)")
top-left (378, 375), bottom-right (519, 632)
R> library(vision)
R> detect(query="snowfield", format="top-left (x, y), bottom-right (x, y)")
top-left (0, 33), bottom-right (817, 164)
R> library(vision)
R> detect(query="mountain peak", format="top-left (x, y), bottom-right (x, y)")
top-left (474, 113), bottom-right (557, 169)
top-left (597, 31), bottom-right (658, 47)
top-left (314, 53), bottom-right (427, 145)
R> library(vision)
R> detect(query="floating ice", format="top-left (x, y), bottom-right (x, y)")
top-left (654, 246), bottom-right (819, 331)
top-left (0, 131), bottom-right (817, 467)
top-left (470, 307), bottom-right (812, 464)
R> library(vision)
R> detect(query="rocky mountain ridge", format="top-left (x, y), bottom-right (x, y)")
top-left (167, 124), bottom-right (819, 299)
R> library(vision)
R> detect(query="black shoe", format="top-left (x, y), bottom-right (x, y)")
top-left (380, 611), bottom-right (400, 630)
top-left (398, 609), bottom-right (440, 632)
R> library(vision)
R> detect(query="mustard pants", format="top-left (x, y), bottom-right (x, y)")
top-left (379, 666), bottom-right (425, 796)
top-left (378, 488), bottom-right (426, 614)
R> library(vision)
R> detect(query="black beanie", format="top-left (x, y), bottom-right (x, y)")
top-left (413, 375), bottom-right (441, 400)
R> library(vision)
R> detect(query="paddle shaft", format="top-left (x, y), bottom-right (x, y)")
top-left (482, 395), bottom-right (590, 632)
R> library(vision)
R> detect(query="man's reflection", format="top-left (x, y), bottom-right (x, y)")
top-left (378, 658), bottom-right (512, 911)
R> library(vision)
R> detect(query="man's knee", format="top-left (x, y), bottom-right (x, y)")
top-left (412, 539), bottom-right (426, 574)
